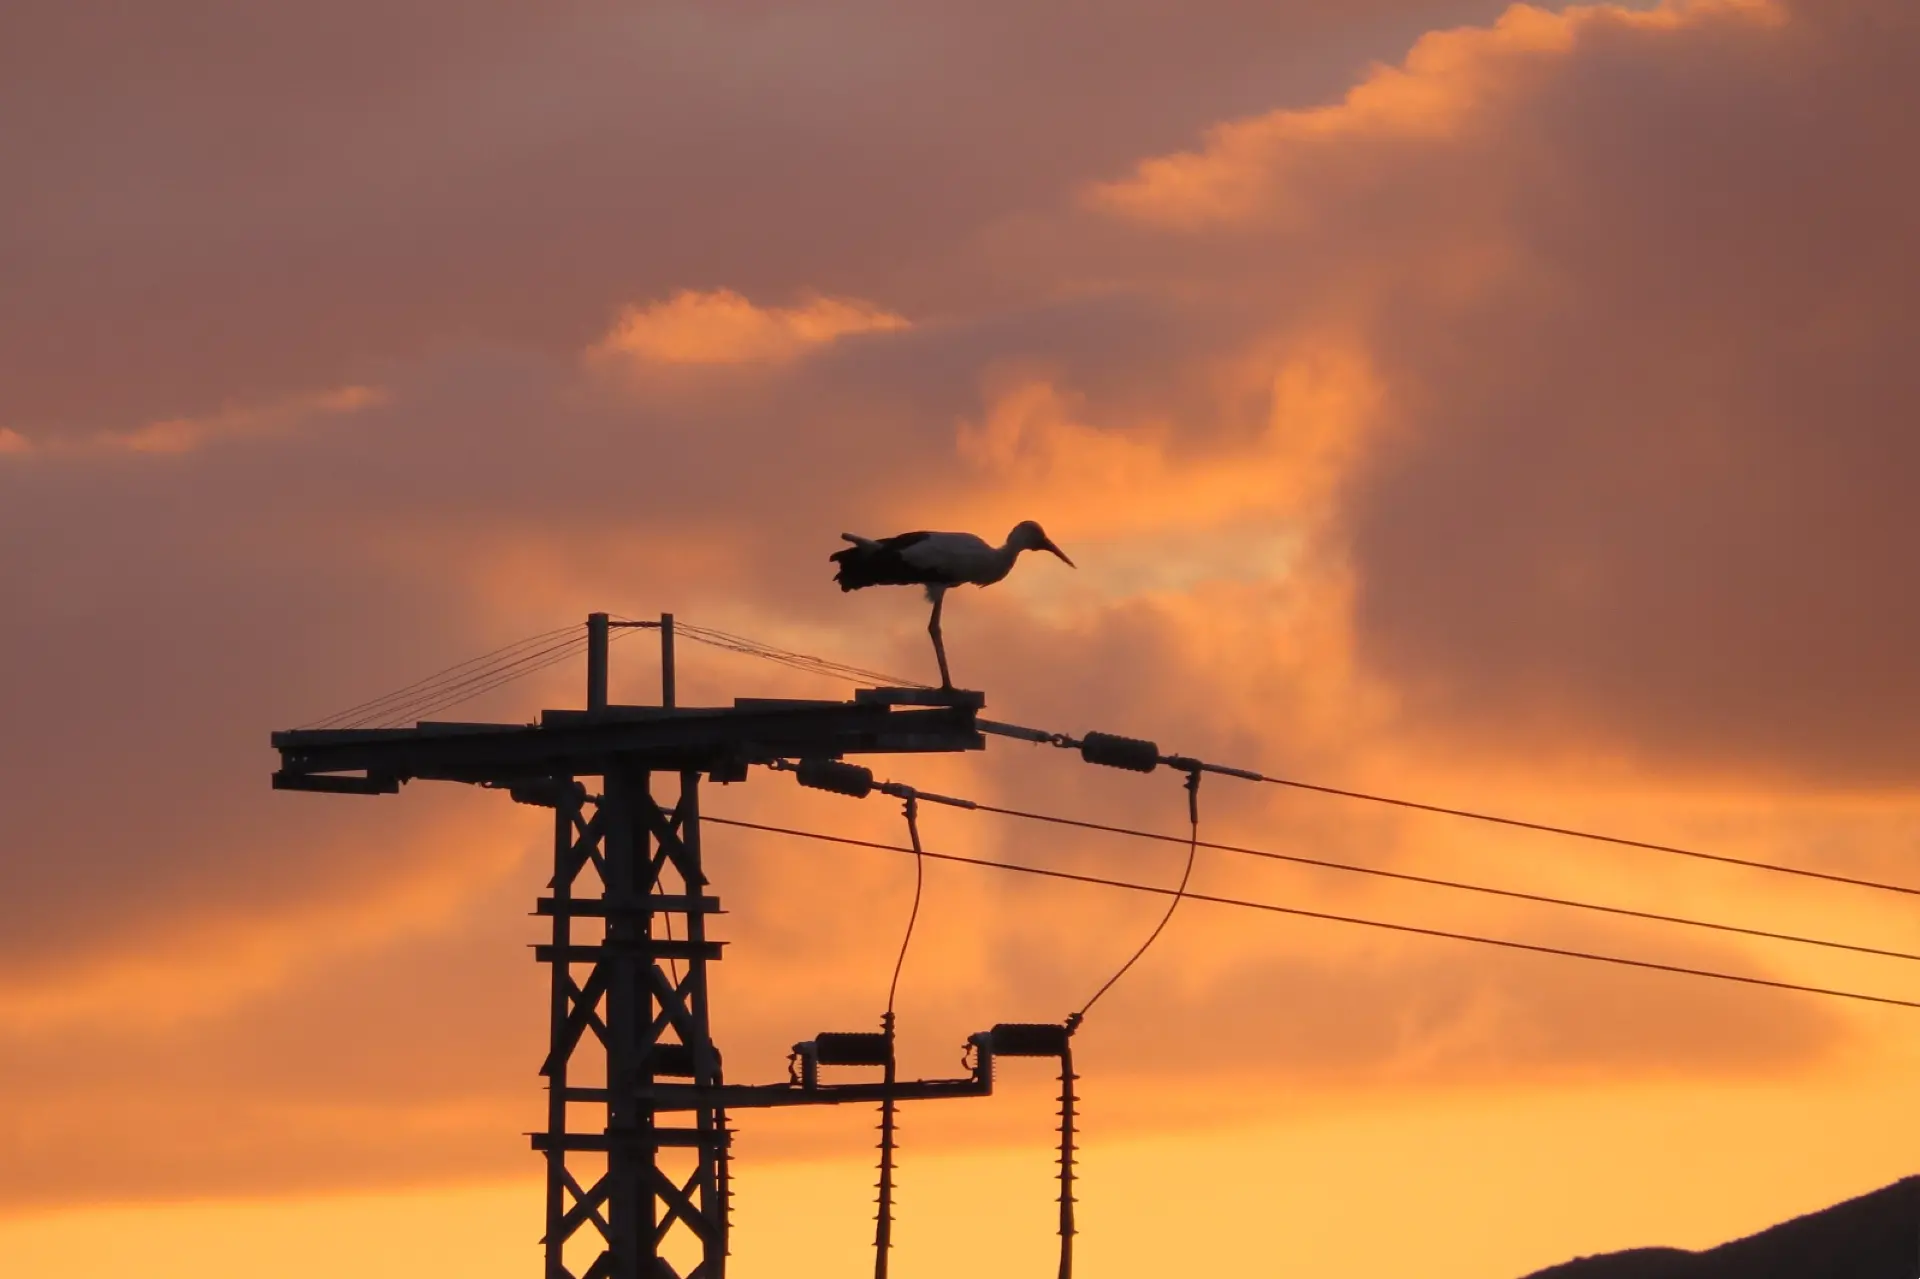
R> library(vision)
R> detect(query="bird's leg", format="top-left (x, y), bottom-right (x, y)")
top-left (927, 589), bottom-right (952, 690)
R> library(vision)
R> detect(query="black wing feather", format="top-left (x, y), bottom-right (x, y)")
top-left (830, 531), bottom-right (934, 591)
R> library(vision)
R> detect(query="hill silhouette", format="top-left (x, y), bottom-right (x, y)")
top-left (1524, 1176), bottom-right (1919, 1279)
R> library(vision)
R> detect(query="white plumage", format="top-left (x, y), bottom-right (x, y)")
top-left (830, 520), bottom-right (1074, 688)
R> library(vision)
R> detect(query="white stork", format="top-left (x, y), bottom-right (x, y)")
top-left (830, 520), bottom-right (1075, 689)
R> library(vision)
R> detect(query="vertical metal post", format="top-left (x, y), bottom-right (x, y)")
top-left (587, 613), bottom-right (610, 713)
top-left (660, 613), bottom-right (676, 710)
top-left (603, 762), bottom-right (648, 1276)
top-left (543, 798), bottom-right (576, 1279)
top-left (676, 769), bottom-right (727, 1274)
top-left (536, 766), bottom-right (725, 1279)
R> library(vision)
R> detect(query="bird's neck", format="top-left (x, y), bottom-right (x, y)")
top-left (984, 539), bottom-right (1022, 584)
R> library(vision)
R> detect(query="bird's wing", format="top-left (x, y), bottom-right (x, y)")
top-left (897, 531), bottom-right (991, 573)
top-left (877, 531), bottom-right (935, 552)
top-left (839, 533), bottom-right (882, 550)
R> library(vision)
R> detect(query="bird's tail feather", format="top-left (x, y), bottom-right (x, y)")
top-left (829, 541), bottom-right (921, 591)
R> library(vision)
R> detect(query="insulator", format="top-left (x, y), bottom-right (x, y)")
top-left (795, 757), bottom-right (875, 797)
top-left (990, 1022), bottom-right (1072, 1057)
top-left (813, 1030), bottom-right (892, 1066)
top-left (1079, 731), bottom-right (1160, 773)
top-left (645, 1042), bottom-right (697, 1077)
top-left (506, 777), bottom-right (580, 808)
top-left (792, 1041), bottom-right (820, 1089)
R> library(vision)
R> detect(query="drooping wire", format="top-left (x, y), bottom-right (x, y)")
top-left (1072, 770), bottom-right (1203, 1021)
top-left (1045, 770), bottom-right (1200, 1279)
top-left (704, 815), bottom-right (1920, 1013)
top-left (887, 796), bottom-right (927, 1018)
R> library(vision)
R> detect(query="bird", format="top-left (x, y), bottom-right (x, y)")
top-left (830, 520), bottom-right (1075, 690)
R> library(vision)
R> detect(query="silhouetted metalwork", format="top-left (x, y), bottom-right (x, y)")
top-left (272, 614), bottom-right (997, 1279)
top-left (970, 1023), bottom-right (1081, 1279)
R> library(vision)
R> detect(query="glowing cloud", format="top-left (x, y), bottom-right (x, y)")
top-left (0, 385), bottom-right (384, 460)
top-left (591, 289), bottom-right (909, 366)
top-left (1088, 0), bottom-right (1783, 228)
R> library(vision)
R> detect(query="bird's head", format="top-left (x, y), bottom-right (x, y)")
top-left (1008, 520), bottom-right (1075, 567)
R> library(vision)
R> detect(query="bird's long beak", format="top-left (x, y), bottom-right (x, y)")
top-left (1043, 539), bottom-right (1075, 568)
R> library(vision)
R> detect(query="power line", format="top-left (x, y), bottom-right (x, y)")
top-left (358, 634), bottom-right (587, 727)
top-left (309, 615), bottom-right (1920, 909)
top-left (661, 620), bottom-right (927, 690)
top-left (978, 719), bottom-right (1920, 900)
top-left (1248, 772), bottom-right (1920, 900)
top-left (972, 802), bottom-right (1920, 965)
top-left (656, 619), bottom-right (1920, 901)
top-left (302, 624), bottom-right (577, 729)
top-left (1074, 769), bottom-right (1202, 1020)
top-left (303, 622), bottom-right (647, 730)
top-left (705, 814), bottom-right (1920, 1013)
top-left (768, 754), bottom-right (1917, 965)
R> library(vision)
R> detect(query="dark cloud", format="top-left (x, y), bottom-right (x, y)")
top-left (1325, 0), bottom-right (1920, 780)
top-left (0, 0), bottom-right (1507, 432)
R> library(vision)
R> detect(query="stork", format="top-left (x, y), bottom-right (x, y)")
top-left (830, 520), bottom-right (1075, 689)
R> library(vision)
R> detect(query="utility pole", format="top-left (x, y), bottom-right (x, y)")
top-left (272, 614), bottom-right (997, 1279)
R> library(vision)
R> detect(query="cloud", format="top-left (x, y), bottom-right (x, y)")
top-left (0, 0), bottom-right (1511, 434)
top-left (4, 0), bottom-right (1919, 1216)
top-left (0, 385), bottom-right (383, 460)
top-left (1075, 0), bottom-right (1920, 781)
top-left (1090, 0), bottom-right (1783, 228)
top-left (591, 289), bottom-right (908, 367)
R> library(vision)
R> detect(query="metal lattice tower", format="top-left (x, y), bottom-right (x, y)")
top-left (271, 613), bottom-right (1020, 1279)
top-left (532, 763), bottom-right (727, 1277)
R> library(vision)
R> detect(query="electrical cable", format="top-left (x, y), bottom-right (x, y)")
top-left (666, 621), bottom-right (924, 690)
top-left (704, 815), bottom-right (1920, 1013)
top-left (301, 625), bottom-right (577, 728)
top-left (888, 796), bottom-right (927, 1018)
top-left (369, 634), bottom-right (588, 726)
top-left (1249, 773), bottom-right (1920, 900)
top-left (771, 755), bottom-right (1920, 969)
top-left (973, 803), bottom-right (1920, 966)
top-left (976, 718), bottom-right (1920, 900)
top-left (304, 622), bottom-right (653, 731)
top-left (651, 617), bottom-right (1920, 902)
top-left (1073, 770), bottom-right (1202, 1020)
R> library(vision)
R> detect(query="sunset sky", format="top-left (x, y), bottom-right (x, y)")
top-left (4, 0), bottom-right (1920, 1275)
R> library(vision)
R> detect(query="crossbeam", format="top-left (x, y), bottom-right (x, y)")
top-left (269, 620), bottom-right (996, 1279)
top-left (272, 694), bottom-right (982, 793)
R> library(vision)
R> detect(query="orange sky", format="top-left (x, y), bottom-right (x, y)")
top-left (4, 0), bottom-right (1920, 1274)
